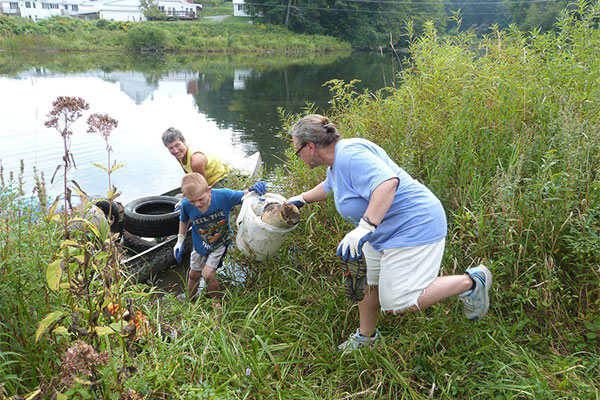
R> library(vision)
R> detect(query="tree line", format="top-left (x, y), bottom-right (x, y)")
top-left (242, 0), bottom-right (581, 48)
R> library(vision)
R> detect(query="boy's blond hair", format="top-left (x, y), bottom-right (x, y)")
top-left (181, 173), bottom-right (209, 199)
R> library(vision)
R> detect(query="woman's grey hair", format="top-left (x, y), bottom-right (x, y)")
top-left (162, 127), bottom-right (185, 146)
top-left (291, 114), bottom-right (341, 148)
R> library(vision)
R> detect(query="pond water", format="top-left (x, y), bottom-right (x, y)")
top-left (0, 51), bottom-right (402, 203)
top-left (0, 50), bottom-right (402, 294)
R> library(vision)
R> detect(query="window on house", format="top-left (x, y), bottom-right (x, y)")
top-left (25, 2), bottom-right (31, 7)
top-left (10, 2), bottom-right (18, 8)
top-left (42, 3), bottom-right (50, 9)
top-left (237, 5), bottom-right (242, 10)
top-left (50, 3), bottom-right (59, 8)
top-left (32, 2), bottom-right (36, 8)
top-left (71, 4), bottom-right (78, 10)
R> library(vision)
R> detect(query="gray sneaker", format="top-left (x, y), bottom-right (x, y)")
top-left (337, 328), bottom-right (381, 353)
top-left (458, 264), bottom-right (492, 321)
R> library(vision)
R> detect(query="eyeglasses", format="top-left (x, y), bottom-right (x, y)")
top-left (295, 143), bottom-right (307, 158)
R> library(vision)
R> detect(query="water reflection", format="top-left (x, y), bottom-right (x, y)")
top-left (0, 52), bottom-right (400, 202)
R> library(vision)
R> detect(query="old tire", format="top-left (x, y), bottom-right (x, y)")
top-left (123, 196), bottom-right (179, 237)
top-left (93, 199), bottom-right (123, 234)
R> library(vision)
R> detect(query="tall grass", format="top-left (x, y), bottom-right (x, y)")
top-left (1, 2), bottom-right (599, 398)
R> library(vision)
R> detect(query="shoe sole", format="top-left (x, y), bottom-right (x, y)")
top-left (344, 260), bottom-right (367, 303)
top-left (472, 264), bottom-right (492, 320)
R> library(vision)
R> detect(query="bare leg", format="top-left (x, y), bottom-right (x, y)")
top-left (202, 267), bottom-right (221, 300)
top-left (187, 269), bottom-right (202, 299)
top-left (358, 285), bottom-right (380, 336)
top-left (416, 274), bottom-right (472, 310)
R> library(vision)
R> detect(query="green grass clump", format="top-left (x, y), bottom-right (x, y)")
top-left (1, 3), bottom-right (600, 399)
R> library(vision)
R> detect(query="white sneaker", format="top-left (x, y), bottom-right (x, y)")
top-left (337, 328), bottom-right (381, 353)
top-left (458, 264), bottom-right (492, 321)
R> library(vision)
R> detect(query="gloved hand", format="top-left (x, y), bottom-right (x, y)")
top-left (336, 219), bottom-right (376, 261)
top-left (173, 233), bottom-right (186, 263)
top-left (249, 181), bottom-right (267, 195)
top-left (287, 193), bottom-right (306, 209)
top-left (174, 199), bottom-right (182, 212)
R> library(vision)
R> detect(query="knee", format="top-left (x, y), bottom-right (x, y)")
top-left (203, 268), bottom-right (216, 281)
top-left (189, 269), bottom-right (202, 281)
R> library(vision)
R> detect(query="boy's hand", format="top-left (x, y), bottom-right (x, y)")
top-left (249, 181), bottom-right (267, 195)
top-left (174, 234), bottom-right (186, 263)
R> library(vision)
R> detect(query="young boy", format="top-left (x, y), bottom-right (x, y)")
top-left (173, 173), bottom-right (267, 308)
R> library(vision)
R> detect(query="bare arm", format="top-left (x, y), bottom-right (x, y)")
top-left (178, 220), bottom-right (190, 235)
top-left (190, 152), bottom-right (208, 179)
top-left (363, 178), bottom-right (398, 226)
top-left (302, 183), bottom-right (329, 203)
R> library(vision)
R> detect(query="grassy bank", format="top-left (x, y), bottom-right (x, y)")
top-left (0, 15), bottom-right (350, 53)
top-left (1, 5), bottom-right (599, 400)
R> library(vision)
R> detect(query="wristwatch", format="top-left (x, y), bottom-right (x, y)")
top-left (362, 216), bottom-right (378, 228)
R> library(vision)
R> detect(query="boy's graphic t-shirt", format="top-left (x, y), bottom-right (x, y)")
top-left (179, 188), bottom-right (244, 255)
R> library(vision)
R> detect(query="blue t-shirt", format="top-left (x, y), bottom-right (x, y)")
top-left (179, 188), bottom-right (244, 255)
top-left (322, 138), bottom-right (447, 250)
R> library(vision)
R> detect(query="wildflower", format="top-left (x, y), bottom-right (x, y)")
top-left (60, 340), bottom-right (109, 386)
top-left (45, 96), bottom-right (90, 138)
top-left (87, 113), bottom-right (118, 141)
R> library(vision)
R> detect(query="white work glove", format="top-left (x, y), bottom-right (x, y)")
top-left (336, 219), bottom-right (376, 261)
top-left (173, 234), bottom-right (185, 263)
top-left (287, 194), bottom-right (306, 209)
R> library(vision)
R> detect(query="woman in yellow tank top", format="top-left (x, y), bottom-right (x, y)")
top-left (162, 127), bottom-right (231, 187)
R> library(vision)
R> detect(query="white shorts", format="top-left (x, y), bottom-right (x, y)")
top-left (189, 245), bottom-right (228, 272)
top-left (362, 239), bottom-right (445, 313)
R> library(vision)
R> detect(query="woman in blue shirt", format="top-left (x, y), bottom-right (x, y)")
top-left (288, 114), bottom-right (493, 352)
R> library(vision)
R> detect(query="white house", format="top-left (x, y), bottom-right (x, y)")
top-left (2, 0), bottom-right (201, 21)
top-left (232, 0), bottom-right (246, 17)
top-left (1, 0), bottom-right (25, 16)
top-left (17, 0), bottom-right (88, 21)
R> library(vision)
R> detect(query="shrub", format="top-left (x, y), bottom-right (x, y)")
top-left (126, 23), bottom-right (168, 52)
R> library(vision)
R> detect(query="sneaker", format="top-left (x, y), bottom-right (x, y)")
top-left (343, 259), bottom-right (367, 303)
top-left (458, 264), bottom-right (492, 321)
top-left (175, 293), bottom-right (187, 303)
top-left (337, 328), bottom-right (381, 353)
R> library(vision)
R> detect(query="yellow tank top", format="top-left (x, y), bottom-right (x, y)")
top-left (178, 149), bottom-right (231, 186)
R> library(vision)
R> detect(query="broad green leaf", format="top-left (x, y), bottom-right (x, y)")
top-left (71, 186), bottom-right (88, 203)
top-left (60, 239), bottom-right (81, 249)
top-left (52, 326), bottom-right (69, 336)
top-left (73, 376), bottom-right (93, 385)
top-left (46, 259), bottom-right (62, 291)
top-left (110, 164), bottom-right (125, 172)
top-left (36, 311), bottom-right (64, 342)
top-left (46, 196), bottom-right (60, 219)
top-left (56, 393), bottom-right (67, 400)
top-left (95, 326), bottom-right (116, 336)
top-left (24, 390), bottom-right (41, 400)
top-left (92, 163), bottom-right (109, 173)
